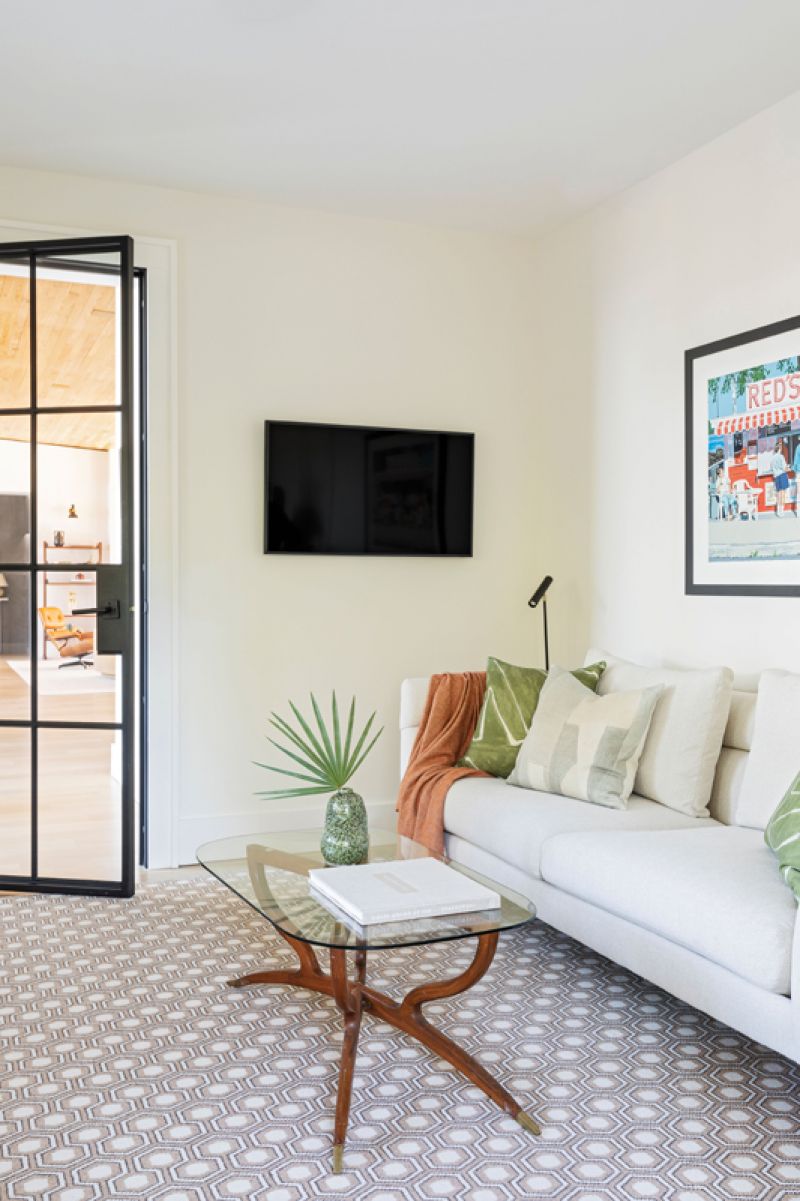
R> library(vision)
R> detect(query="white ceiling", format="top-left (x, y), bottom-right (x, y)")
top-left (3, 0), bottom-right (800, 233)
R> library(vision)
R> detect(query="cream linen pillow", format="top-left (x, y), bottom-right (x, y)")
top-left (508, 667), bottom-right (662, 810)
top-left (585, 649), bottom-right (733, 818)
top-left (735, 670), bottom-right (800, 830)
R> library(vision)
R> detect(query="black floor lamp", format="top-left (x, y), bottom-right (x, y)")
top-left (528, 575), bottom-right (553, 670)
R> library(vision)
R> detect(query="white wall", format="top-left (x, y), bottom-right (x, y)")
top-left (528, 90), bottom-right (800, 681)
top-left (0, 165), bottom-right (550, 860)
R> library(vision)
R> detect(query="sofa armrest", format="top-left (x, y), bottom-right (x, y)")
top-left (399, 677), bottom-right (431, 778)
top-left (789, 906), bottom-right (800, 1061)
top-left (787, 903), bottom-right (792, 1008)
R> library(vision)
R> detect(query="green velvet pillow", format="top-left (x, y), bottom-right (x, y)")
top-left (764, 770), bottom-right (800, 902)
top-left (458, 657), bottom-right (606, 778)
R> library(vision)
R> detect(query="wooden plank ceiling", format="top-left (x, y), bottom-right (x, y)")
top-left (0, 274), bottom-right (117, 451)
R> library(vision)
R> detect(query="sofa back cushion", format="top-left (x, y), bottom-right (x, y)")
top-left (585, 649), bottom-right (734, 818)
top-left (709, 688), bottom-right (757, 825)
top-left (735, 670), bottom-right (800, 830)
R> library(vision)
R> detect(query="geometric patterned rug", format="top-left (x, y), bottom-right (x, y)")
top-left (1, 878), bottom-right (798, 1201)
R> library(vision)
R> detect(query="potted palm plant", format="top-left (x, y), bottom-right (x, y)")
top-left (256, 692), bottom-right (383, 865)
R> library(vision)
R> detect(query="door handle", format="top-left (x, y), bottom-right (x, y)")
top-left (72, 601), bottom-right (121, 619)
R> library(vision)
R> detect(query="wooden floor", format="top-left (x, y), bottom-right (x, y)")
top-left (0, 655), bottom-right (123, 882)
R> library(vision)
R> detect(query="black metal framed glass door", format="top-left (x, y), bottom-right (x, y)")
top-left (0, 235), bottom-right (138, 897)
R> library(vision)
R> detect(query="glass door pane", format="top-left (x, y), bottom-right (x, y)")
top-left (37, 409), bottom-right (122, 565)
top-left (36, 570), bottom-right (123, 724)
top-left (0, 256), bottom-right (30, 410)
top-left (35, 258), bottom-right (119, 409)
top-left (0, 571), bottom-right (31, 720)
top-left (0, 727), bottom-right (31, 877)
top-left (37, 728), bottom-right (123, 882)
top-left (0, 414), bottom-right (31, 563)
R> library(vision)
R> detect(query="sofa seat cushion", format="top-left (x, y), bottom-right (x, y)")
top-left (443, 776), bottom-right (713, 882)
top-left (540, 827), bottom-right (797, 994)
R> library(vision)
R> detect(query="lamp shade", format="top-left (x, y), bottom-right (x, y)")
top-left (528, 575), bottom-right (553, 608)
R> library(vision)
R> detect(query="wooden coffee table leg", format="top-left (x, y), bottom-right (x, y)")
top-left (329, 946), bottom-right (366, 1172)
top-left (226, 927), bottom-right (538, 1165)
top-left (361, 932), bottom-right (540, 1135)
top-left (227, 931), bottom-right (334, 998)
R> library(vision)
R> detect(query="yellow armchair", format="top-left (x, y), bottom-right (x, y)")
top-left (38, 606), bottom-right (94, 668)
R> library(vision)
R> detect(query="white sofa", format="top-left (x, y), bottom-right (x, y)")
top-left (399, 674), bottom-right (800, 1063)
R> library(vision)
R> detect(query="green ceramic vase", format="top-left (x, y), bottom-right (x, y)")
top-left (320, 788), bottom-right (369, 865)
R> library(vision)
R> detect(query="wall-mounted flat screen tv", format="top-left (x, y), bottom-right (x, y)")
top-left (264, 421), bottom-right (474, 556)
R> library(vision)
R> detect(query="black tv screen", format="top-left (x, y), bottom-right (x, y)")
top-left (264, 421), bottom-right (474, 556)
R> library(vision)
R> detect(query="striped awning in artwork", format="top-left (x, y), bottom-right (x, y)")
top-left (713, 406), bottom-right (800, 435)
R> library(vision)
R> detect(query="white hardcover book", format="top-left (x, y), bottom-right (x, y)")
top-left (307, 857), bottom-right (501, 926)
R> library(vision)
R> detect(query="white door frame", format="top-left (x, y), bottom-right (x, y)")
top-left (0, 217), bottom-right (179, 870)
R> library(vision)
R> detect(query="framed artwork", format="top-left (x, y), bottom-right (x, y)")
top-left (686, 313), bottom-right (800, 597)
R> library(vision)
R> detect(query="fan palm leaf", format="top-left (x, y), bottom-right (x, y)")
top-left (256, 691), bottom-right (383, 800)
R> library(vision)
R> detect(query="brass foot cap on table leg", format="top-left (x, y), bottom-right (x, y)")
top-left (516, 1111), bottom-right (541, 1136)
top-left (332, 1144), bottom-right (344, 1174)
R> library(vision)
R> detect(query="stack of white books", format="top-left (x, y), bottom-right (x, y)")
top-left (308, 857), bottom-right (501, 926)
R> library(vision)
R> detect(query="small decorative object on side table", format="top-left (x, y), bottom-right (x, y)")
top-left (197, 829), bottom-right (540, 1172)
top-left (256, 692), bottom-right (381, 866)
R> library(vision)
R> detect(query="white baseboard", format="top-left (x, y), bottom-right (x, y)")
top-left (177, 799), bottom-right (397, 867)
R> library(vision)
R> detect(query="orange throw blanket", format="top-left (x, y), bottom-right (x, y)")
top-left (396, 671), bottom-right (488, 855)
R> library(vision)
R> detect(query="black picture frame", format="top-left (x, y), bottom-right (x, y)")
top-left (685, 313), bottom-right (800, 597)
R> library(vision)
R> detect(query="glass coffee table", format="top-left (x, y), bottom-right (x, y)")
top-left (197, 828), bottom-right (539, 1171)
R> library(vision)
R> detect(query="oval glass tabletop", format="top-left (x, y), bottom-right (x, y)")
top-left (196, 828), bottom-right (535, 950)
